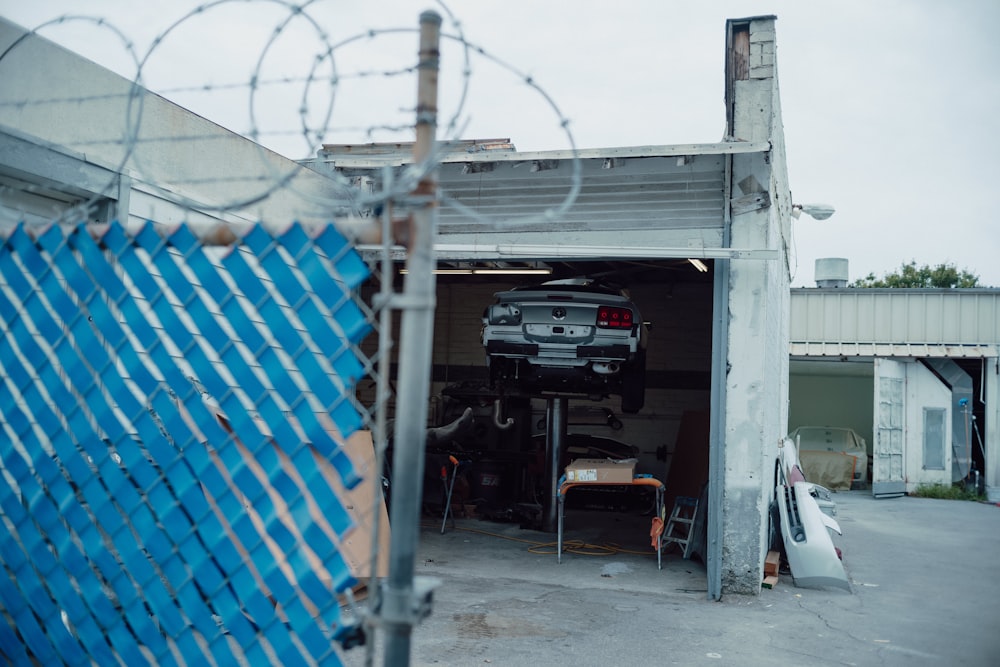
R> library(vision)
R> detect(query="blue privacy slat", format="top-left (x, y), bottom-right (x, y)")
top-left (0, 476), bottom-right (129, 666)
top-left (278, 222), bottom-right (368, 290)
top-left (66, 227), bottom-right (283, 621)
top-left (277, 223), bottom-right (371, 345)
top-left (2, 302), bottom-right (199, 659)
top-left (237, 226), bottom-right (366, 379)
top-left (0, 510), bottom-right (67, 663)
top-left (127, 228), bottom-right (305, 464)
top-left (0, 297), bottom-right (174, 660)
top-left (43, 229), bottom-right (164, 401)
top-left (103, 225), bottom-right (311, 603)
top-left (9, 230), bottom-right (237, 655)
top-left (216, 238), bottom-right (363, 484)
top-left (67, 229), bottom-right (254, 477)
top-left (0, 567), bottom-right (58, 664)
top-left (245, 224), bottom-right (368, 363)
top-left (166, 226), bottom-right (271, 357)
top-left (131, 226), bottom-right (356, 628)
top-left (119, 278), bottom-right (346, 664)
top-left (118, 227), bottom-right (359, 512)
top-left (152, 226), bottom-right (362, 499)
top-left (1, 222), bottom-right (371, 665)
top-left (0, 616), bottom-right (32, 665)
top-left (0, 464), bottom-right (126, 664)
top-left (312, 223), bottom-right (371, 291)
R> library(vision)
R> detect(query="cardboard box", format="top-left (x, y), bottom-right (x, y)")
top-left (564, 458), bottom-right (636, 484)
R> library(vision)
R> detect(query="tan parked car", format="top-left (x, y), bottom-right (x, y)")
top-left (789, 426), bottom-right (870, 486)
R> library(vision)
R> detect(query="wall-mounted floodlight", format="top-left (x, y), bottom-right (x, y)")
top-left (791, 203), bottom-right (836, 220)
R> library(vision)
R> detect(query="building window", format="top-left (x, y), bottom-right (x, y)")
top-left (923, 408), bottom-right (946, 470)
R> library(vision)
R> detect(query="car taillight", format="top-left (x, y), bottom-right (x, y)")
top-left (596, 306), bottom-right (633, 329)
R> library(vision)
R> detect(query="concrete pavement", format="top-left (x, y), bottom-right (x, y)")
top-left (344, 491), bottom-right (1000, 666)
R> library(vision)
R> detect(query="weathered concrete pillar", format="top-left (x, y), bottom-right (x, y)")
top-left (717, 16), bottom-right (792, 595)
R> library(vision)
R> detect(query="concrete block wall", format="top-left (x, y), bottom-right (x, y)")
top-left (748, 21), bottom-right (776, 79)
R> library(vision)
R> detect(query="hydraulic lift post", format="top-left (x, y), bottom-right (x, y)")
top-left (543, 396), bottom-right (568, 532)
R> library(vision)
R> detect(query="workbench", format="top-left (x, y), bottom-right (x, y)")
top-left (556, 475), bottom-right (666, 569)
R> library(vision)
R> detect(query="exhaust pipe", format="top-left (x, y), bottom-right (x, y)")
top-left (493, 399), bottom-right (514, 430)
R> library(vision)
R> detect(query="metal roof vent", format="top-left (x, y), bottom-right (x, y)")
top-left (815, 258), bottom-right (849, 288)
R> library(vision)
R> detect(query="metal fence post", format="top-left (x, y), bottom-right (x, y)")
top-left (382, 10), bottom-right (441, 666)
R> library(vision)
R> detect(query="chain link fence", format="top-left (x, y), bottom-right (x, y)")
top-left (0, 218), bottom-right (390, 664)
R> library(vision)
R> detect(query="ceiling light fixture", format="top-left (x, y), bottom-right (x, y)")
top-left (472, 268), bottom-right (552, 275)
top-left (688, 258), bottom-right (709, 272)
top-left (398, 267), bottom-right (553, 276)
top-left (399, 268), bottom-right (473, 275)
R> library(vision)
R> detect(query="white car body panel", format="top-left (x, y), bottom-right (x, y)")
top-left (777, 481), bottom-right (850, 591)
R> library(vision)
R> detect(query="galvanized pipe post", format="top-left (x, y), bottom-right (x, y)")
top-left (543, 397), bottom-right (568, 532)
top-left (382, 10), bottom-right (441, 666)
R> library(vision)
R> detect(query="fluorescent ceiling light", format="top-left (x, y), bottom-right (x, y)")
top-left (472, 268), bottom-right (551, 275)
top-left (688, 258), bottom-right (709, 272)
top-left (399, 268), bottom-right (473, 275)
top-left (398, 267), bottom-right (552, 275)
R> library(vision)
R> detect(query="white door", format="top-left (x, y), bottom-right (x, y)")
top-left (873, 358), bottom-right (906, 497)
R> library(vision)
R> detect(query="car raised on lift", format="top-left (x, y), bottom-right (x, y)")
top-left (481, 278), bottom-right (647, 413)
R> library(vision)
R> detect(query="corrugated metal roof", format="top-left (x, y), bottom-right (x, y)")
top-left (314, 141), bottom-right (770, 236)
top-left (434, 154), bottom-right (726, 234)
top-left (790, 288), bottom-right (1000, 356)
top-left (313, 140), bottom-right (776, 274)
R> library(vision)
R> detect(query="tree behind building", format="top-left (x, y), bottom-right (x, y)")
top-left (851, 261), bottom-right (983, 288)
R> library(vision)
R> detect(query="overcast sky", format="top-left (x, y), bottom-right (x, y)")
top-left (3, 0), bottom-right (998, 287)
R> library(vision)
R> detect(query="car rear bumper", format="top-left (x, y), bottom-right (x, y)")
top-left (485, 340), bottom-right (633, 361)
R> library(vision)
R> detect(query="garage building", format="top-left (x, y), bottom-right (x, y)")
top-left (311, 16), bottom-right (793, 597)
top-left (790, 279), bottom-right (999, 501)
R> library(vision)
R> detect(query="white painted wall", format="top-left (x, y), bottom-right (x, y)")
top-left (904, 361), bottom-right (953, 490)
top-left (987, 360), bottom-right (1000, 501)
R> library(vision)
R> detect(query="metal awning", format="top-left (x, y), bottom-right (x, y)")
top-left (314, 140), bottom-right (772, 234)
top-left (790, 289), bottom-right (1000, 358)
top-left (313, 140), bottom-right (771, 169)
top-left (790, 342), bottom-right (999, 358)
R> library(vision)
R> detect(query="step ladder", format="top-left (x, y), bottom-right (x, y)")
top-left (661, 496), bottom-right (698, 559)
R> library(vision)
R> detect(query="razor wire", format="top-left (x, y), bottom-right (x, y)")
top-left (0, 0), bottom-right (581, 230)
top-left (0, 1), bottom-right (584, 664)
